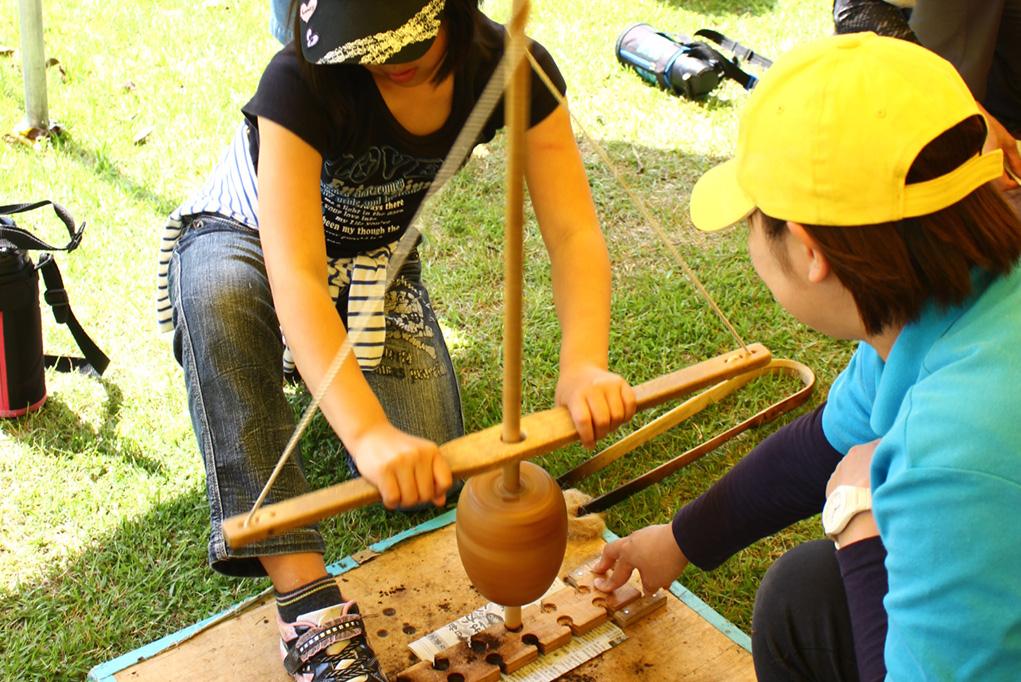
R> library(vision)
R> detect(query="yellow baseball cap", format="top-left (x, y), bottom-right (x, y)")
top-left (689, 32), bottom-right (1004, 231)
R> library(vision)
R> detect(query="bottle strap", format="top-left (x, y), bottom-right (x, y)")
top-left (35, 254), bottom-right (110, 377)
top-left (0, 200), bottom-right (85, 252)
top-left (694, 29), bottom-right (773, 69)
top-left (692, 29), bottom-right (773, 91)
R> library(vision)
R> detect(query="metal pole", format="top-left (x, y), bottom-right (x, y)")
top-left (17, 0), bottom-right (49, 132)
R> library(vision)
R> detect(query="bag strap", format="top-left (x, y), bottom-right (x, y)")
top-left (694, 29), bottom-right (773, 69)
top-left (0, 200), bottom-right (85, 252)
top-left (35, 253), bottom-right (110, 377)
top-left (684, 41), bottom-right (759, 90)
top-left (690, 29), bottom-right (772, 91)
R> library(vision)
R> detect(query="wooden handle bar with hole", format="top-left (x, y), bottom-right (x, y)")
top-left (576, 359), bottom-right (815, 514)
top-left (558, 358), bottom-right (814, 487)
top-left (221, 343), bottom-right (770, 547)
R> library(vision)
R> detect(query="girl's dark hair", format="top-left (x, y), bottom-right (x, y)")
top-left (286, 0), bottom-right (488, 144)
top-left (760, 114), bottom-right (1021, 335)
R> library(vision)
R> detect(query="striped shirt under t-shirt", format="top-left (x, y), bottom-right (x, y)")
top-left (154, 122), bottom-right (394, 371)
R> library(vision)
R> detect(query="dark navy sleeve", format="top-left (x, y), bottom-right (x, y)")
top-left (475, 16), bottom-right (568, 140)
top-left (671, 405), bottom-right (841, 570)
top-left (524, 39), bottom-right (567, 125)
top-left (837, 537), bottom-right (889, 682)
top-left (243, 46), bottom-right (333, 156)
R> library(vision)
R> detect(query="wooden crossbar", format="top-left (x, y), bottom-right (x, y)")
top-left (221, 343), bottom-right (771, 547)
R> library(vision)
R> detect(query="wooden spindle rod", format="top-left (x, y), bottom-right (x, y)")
top-left (502, 0), bottom-right (532, 627)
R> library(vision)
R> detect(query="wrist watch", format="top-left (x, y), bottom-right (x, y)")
top-left (822, 485), bottom-right (872, 541)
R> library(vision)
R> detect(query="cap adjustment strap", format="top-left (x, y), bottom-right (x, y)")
top-left (902, 150), bottom-right (1004, 218)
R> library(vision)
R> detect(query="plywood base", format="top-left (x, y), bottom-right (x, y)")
top-left (92, 517), bottom-right (754, 681)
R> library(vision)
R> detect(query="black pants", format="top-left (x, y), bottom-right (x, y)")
top-left (752, 540), bottom-right (860, 682)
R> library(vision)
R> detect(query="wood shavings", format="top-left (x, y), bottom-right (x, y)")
top-left (564, 489), bottom-right (605, 540)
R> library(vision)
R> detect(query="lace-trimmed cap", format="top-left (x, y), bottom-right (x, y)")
top-left (299, 0), bottom-right (445, 66)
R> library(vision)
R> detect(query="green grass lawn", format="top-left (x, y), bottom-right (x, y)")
top-left (0, 1), bottom-right (847, 679)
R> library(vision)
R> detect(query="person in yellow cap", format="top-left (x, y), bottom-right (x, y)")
top-left (594, 33), bottom-right (1021, 680)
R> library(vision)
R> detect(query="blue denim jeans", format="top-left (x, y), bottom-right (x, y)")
top-left (168, 214), bottom-right (464, 576)
top-left (270, 0), bottom-right (291, 44)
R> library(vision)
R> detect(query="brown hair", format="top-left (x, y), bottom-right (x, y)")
top-left (760, 115), bottom-right (1021, 335)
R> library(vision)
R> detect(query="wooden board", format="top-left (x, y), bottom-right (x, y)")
top-left (98, 521), bottom-right (754, 681)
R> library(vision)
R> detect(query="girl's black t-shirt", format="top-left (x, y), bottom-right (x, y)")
top-left (242, 15), bottom-right (567, 258)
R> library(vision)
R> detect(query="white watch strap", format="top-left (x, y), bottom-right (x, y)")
top-left (822, 485), bottom-right (872, 540)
